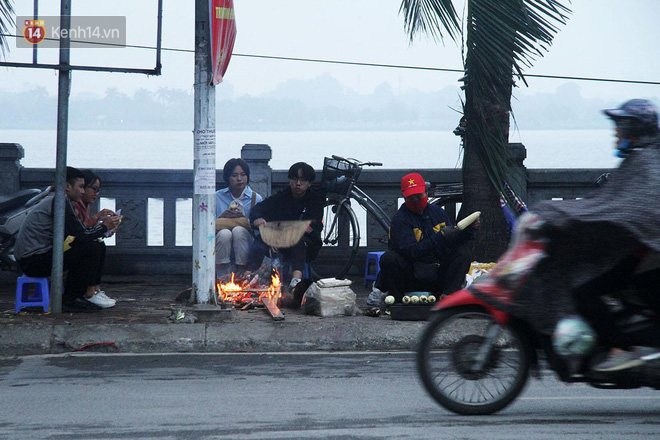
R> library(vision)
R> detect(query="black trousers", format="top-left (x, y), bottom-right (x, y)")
top-left (376, 244), bottom-right (473, 301)
top-left (572, 254), bottom-right (660, 348)
top-left (18, 240), bottom-right (105, 303)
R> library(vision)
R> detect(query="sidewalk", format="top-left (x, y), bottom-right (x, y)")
top-left (0, 272), bottom-right (428, 357)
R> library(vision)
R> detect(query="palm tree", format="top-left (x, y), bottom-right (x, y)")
top-left (400, 0), bottom-right (570, 260)
top-left (0, 0), bottom-right (14, 60)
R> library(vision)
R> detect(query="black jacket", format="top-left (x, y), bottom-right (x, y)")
top-left (389, 203), bottom-right (454, 263)
top-left (250, 187), bottom-right (325, 249)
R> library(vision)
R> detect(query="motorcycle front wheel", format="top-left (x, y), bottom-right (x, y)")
top-left (417, 305), bottom-right (530, 415)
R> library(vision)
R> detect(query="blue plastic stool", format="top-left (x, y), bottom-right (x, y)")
top-left (15, 276), bottom-right (50, 313)
top-left (364, 251), bottom-right (385, 287)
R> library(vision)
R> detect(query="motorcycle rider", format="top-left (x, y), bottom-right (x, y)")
top-left (516, 99), bottom-right (660, 372)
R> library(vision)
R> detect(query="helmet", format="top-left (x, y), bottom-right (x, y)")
top-left (552, 315), bottom-right (596, 357)
top-left (603, 99), bottom-right (659, 137)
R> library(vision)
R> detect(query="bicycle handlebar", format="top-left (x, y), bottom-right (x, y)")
top-left (331, 155), bottom-right (382, 168)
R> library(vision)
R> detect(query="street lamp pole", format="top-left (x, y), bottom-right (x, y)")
top-left (192, 0), bottom-right (217, 303)
top-left (51, 0), bottom-right (72, 314)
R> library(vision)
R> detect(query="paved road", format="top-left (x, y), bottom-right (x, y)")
top-left (1, 352), bottom-right (659, 439)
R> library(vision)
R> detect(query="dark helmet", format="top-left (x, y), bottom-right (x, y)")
top-left (603, 99), bottom-right (659, 138)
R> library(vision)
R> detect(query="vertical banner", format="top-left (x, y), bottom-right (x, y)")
top-left (210, 0), bottom-right (237, 85)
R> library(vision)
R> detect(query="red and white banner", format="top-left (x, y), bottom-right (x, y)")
top-left (210, 0), bottom-right (237, 85)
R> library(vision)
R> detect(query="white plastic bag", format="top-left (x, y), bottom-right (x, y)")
top-left (304, 278), bottom-right (356, 317)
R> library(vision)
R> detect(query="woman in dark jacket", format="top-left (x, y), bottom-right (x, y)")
top-left (248, 162), bottom-right (325, 289)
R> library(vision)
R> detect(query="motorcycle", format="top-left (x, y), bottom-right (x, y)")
top-left (416, 214), bottom-right (660, 415)
top-left (0, 186), bottom-right (52, 271)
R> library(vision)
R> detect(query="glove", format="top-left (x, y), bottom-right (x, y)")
top-left (441, 227), bottom-right (470, 247)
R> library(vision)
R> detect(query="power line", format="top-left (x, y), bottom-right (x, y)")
top-left (2, 32), bottom-right (660, 86)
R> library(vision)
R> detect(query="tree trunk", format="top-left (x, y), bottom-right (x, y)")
top-left (461, 139), bottom-right (510, 262)
top-left (460, 0), bottom-right (516, 262)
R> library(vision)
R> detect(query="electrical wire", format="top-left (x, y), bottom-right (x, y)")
top-left (2, 32), bottom-right (660, 86)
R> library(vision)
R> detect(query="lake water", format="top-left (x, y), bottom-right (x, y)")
top-left (0, 128), bottom-right (622, 171)
top-left (2, 128), bottom-right (620, 246)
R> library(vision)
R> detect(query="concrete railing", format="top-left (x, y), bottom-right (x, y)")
top-left (3, 143), bottom-right (613, 276)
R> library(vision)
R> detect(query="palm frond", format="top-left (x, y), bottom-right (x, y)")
top-left (463, 0), bottom-right (571, 201)
top-left (400, 0), bottom-right (571, 210)
top-left (399, 0), bottom-right (461, 43)
top-left (0, 0), bottom-right (15, 60)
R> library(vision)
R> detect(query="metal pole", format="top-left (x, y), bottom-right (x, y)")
top-left (51, 0), bottom-right (71, 314)
top-left (155, 0), bottom-right (163, 75)
top-left (192, 0), bottom-right (216, 303)
top-left (32, 0), bottom-right (38, 64)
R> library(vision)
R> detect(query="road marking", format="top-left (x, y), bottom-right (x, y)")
top-left (522, 396), bottom-right (660, 400)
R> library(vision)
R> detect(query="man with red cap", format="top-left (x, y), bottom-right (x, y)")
top-left (373, 172), bottom-right (479, 304)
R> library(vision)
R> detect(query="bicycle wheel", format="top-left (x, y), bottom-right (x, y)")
top-left (314, 198), bottom-right (359, 280)
top-left (417, 306), bottom-right (530, 415)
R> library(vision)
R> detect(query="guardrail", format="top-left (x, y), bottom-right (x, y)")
top-left (18, 166), bottom-right (612, 276)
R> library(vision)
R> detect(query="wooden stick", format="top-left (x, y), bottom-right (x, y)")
top-left (262, 297), bottom-right (285, 321)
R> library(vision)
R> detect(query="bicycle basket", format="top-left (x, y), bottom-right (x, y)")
top-left (321, 157), bottom-right (361, 193)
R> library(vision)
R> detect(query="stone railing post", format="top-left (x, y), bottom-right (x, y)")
top-left (507, 142), bottom-right (528, 204)
top-left (241, 144), bottom-right (272, 197)
top-left (0, 143), bottom-right (25, 196)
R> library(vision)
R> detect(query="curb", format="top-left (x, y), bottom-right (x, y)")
top-left (0, 319), bottom-right (429, 357)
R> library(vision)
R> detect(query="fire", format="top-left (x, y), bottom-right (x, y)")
top-left (216, 270), bottom-right (282, 306)
top-left (261, 272), bottom-right (282, 302)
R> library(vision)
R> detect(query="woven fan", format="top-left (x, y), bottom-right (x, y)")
top-left (259, 220), bottom-right (312, 248)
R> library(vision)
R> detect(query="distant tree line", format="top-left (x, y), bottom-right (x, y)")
top-left (0, 76), bottom-right (637, 132)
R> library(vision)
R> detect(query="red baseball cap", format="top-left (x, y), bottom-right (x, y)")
top-left (401, 173), bottom-right (427, 198)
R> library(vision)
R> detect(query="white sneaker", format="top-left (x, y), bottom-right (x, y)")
top-left (88, 291), bottom-right (116, 308)
top-left (95, 290), bottom-right (116, 305)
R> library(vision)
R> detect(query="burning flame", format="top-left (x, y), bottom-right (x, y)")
top-left (216, 270), bottom-right (282, 306)
top-left (262, 272), bottom-right (281, 302)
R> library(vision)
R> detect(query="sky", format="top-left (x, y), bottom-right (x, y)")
top-left (1, 0), bottom-right (660, 103)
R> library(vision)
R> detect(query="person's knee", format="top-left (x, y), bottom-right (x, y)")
top-left (231, 226), bottom-right (251, 240)
top-left (453, 243), bottom-right (473, 265)
top-left (379, 251), bottom-right (399, 271)
top-left (78, 240), bottom-right (102, 259)
top-left (215, 229), bottom-right (232, 245)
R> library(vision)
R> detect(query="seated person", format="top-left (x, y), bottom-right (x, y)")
top-left (215, 158), bottom-right (263, 276)
top-left (14, 166), bottom-right (121, 313)
top-left (247, 162), bottom-right (324, 290)
top-left (375, 172), bottom-right (479, 302)
top-left (71, 169), bottom-right (119, 308)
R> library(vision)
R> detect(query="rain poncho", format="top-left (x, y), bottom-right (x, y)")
top-left (474, 134), bottom-right (660, 334)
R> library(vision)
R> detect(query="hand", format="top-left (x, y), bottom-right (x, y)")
top-left (102, 215), bottom-right (121, 230)
top-left (253, 218), bottom-right (267, 228)
top-left (471, 218), bottom-right (481, 229)
top-left (305, 225), bottom-right (313, 233)
top-left (96, 209), bottom-right (115, 222)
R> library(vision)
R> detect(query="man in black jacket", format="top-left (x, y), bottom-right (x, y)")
top-left (14, 167), bottom-right (121, 313)
top-left (248, 162), bottom-right (325, 290)
top-left (375, 172), bottom-right (478, 302)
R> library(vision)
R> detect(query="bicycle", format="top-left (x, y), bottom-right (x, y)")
top-left (315, 155), bottom-right (393, 280)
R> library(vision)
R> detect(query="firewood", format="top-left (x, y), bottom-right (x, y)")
top-left (262, 297), bottom-right (284, 321)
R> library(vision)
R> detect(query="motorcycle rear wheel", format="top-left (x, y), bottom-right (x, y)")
top-left (417, 305), bottom-right (530, 415)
